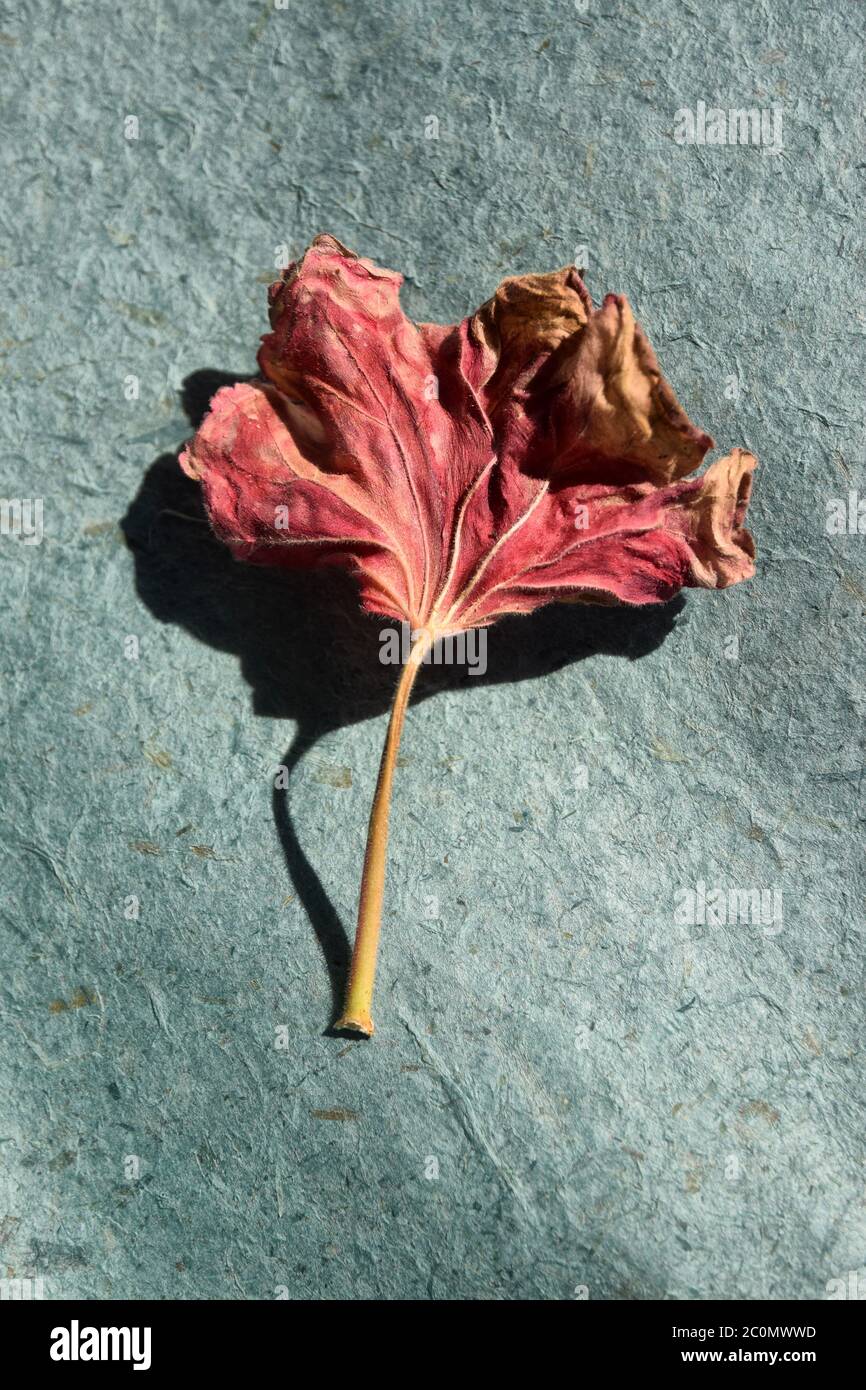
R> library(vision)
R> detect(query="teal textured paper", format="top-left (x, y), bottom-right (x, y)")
top-left (1, 0), bottom-right (863, 1300)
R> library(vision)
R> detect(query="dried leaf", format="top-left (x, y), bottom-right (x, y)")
top-left (181, 235), bottom-right (757, 1035)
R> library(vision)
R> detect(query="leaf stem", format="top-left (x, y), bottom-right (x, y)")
top-left (335, 633), bottom-right (431, 1036)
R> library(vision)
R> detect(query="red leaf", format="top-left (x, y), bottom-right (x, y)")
top-left (180, 235), bottom-right (757, 1035)
top-left (181, 235), bottom-right (755, 633)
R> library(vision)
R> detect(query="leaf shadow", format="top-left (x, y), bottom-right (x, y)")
top-left (121, 370), bottom-right (686, 1033)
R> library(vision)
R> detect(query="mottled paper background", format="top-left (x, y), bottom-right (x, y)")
top-left (2, 0), bottom-right (864, 1299)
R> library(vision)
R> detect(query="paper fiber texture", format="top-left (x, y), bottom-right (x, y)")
top-left (1, 0), bottom-right (863, 1300)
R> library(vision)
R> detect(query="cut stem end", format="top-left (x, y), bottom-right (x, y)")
top-left (333, 1011), bottom-right (374, 1038)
